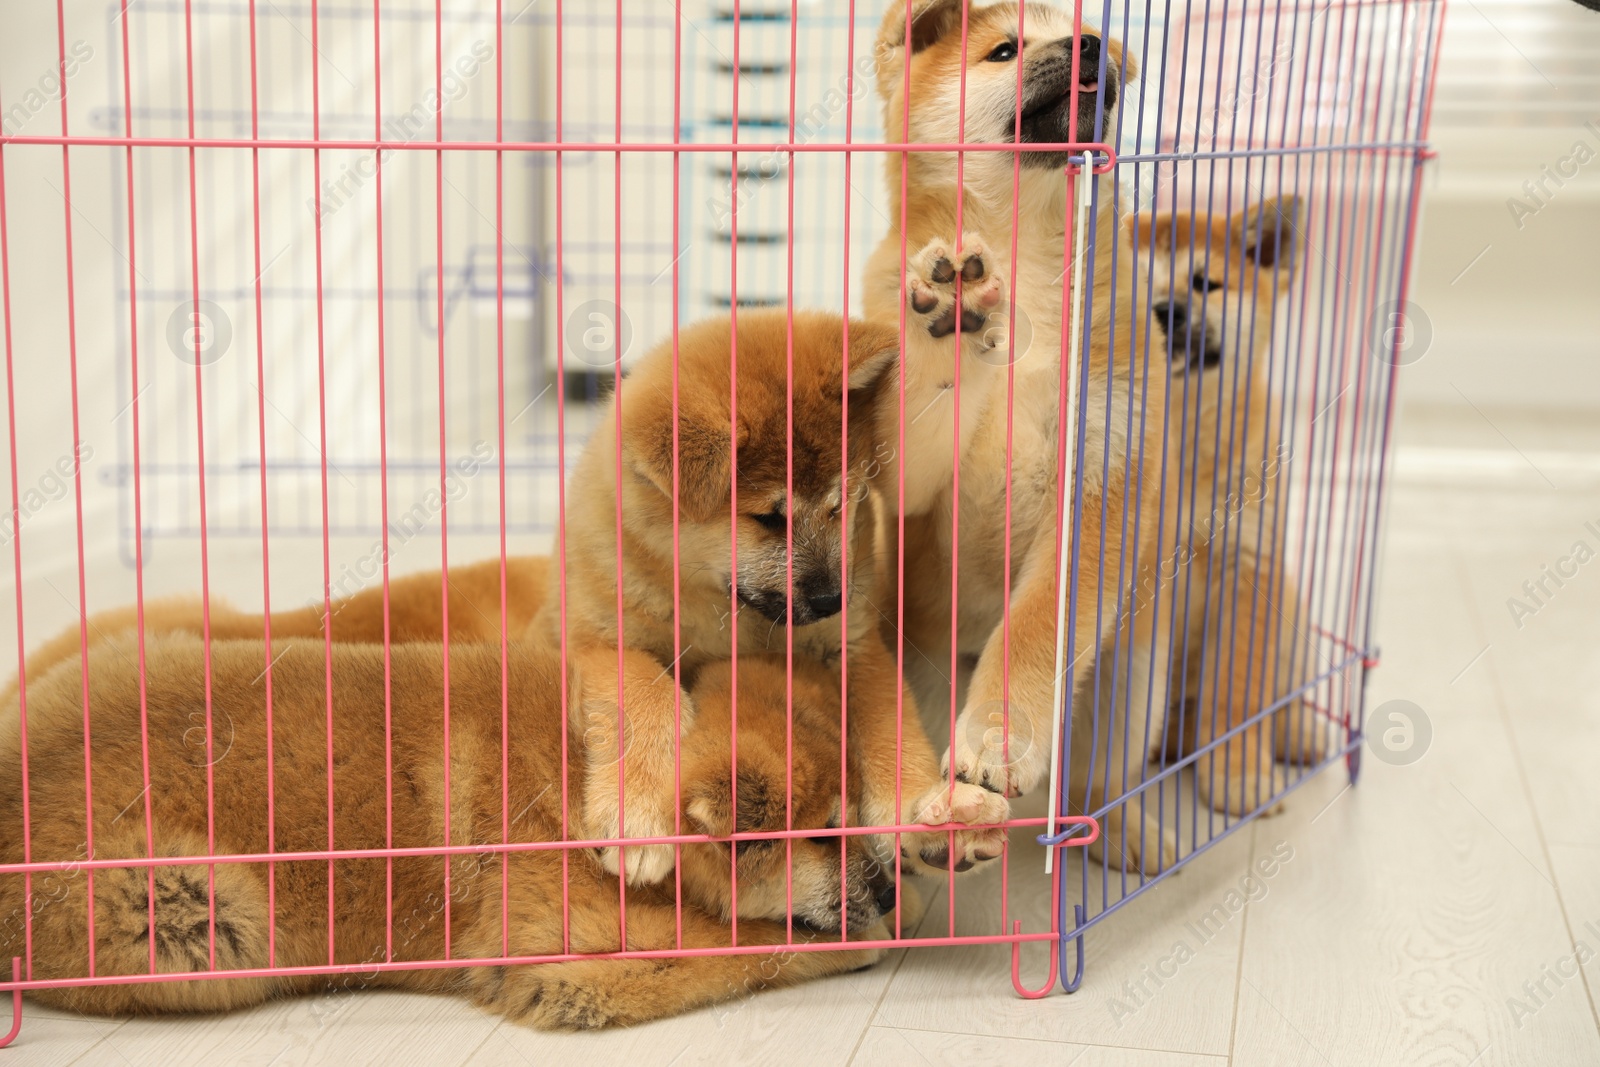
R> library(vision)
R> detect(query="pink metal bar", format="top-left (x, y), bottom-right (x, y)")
top-left (0, 134), bottom-right (1137, 156)
top-left (554, 0), bottom-right (572, 957)
top-left (780, 0), bottom-right (793, 947)
top-left (893, 0), bottom-right (911, 942)
top-left (117, 0), bottom-right (159, 977)
top-left (727, 0), bottom-right (742, 948)
top-left (434, 0), bottom-right (456, 960)
top-left (836, 0), bottom-right (857, 941)
top-left (671, 0), bottom-right (685, 952)
top-left (52, 0), bottom-right (99, 978)
top-left (178, 0), bottom-right (220, 970)
top-left (372, 0), bottom-right (395, 967)
top-left (307, 0), bottom-right (338, 969)
top-left (0, 86), bottom-right (35, 985)
top-left (997, 0), bottom-right (1029, 942)
top-left (612, 0), bottom-right (628, 947)
top-left (948, 0), bottom-right (972, 931)
top-left (7, 930), bottom-right (1082, 995)
top-left (495, 0), bottom-right (511, 961)
top-left (0, 816), bottom-right (1095, 876)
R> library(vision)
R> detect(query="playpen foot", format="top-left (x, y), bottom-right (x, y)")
top-left (1059, 905), bottom-right (1088, 993)
top-left (0, 958), bottom-right (22, 1050)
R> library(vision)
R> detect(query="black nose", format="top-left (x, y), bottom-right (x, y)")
top-left (1154, 300), bottom-right (1187, 332)
top-left (1079, 35), bottom-right (1101, 69)
top-left (806, 592), bottom-right (843, 620)
top-left (875, 882), bottom-right (900, 916)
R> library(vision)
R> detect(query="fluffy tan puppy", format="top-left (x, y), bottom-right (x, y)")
top-left (9, 310), bottom-right (1007, 886)
top-left (0, 638), bottom-right (913, 1029)
top-left (1094, 194), bottom-right (1323, 834)
top-left (535, 309), bottom-right (1007, 882)
top-left (866, 0), bottom-right (1170, 863)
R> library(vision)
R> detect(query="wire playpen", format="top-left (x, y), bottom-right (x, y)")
top-left (0, 0), bottom-right (1442, 1039)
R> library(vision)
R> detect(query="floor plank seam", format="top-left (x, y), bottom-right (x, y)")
top-left (1223, 820), bottom-right (1259, 1067)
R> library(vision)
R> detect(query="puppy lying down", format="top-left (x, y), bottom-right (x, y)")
top-left (0, 639), bottom-right (914, 1029)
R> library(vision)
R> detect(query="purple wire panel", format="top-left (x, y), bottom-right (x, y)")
top-left (1053, 0), bottom-right (1444, 979)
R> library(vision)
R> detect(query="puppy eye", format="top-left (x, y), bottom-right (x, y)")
top-left (985, 41), bottom-right (1018, 62)
top-left (813, 836), bottom-right (841, 850)
top-left (1191, 273), bottom-right (1220, 293)
top-left (751, 511), bottom-right (786, 532)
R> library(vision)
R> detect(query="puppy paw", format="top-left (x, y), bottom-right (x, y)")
top-left (596, 841), bottom-right (676, 887)
top-left (1198, 761), bottom-right (1288, 818)
top-left (898, 781), bottom-right (1010, 875)
top-left (494, 969), bottom-right (619, 1031)
top-left (586, 793), bottom-right (677, 887)
top-left (1274, 699), bottom-right (1331, 766)
top-left (1085, 801), bottom-right (1179, 877)
top-left (905, 234), bottom-right (1007, 342)
top-left (945, 703), bottom-right (1050, 800)
top-left (888, 878), bottom-right (926, 932)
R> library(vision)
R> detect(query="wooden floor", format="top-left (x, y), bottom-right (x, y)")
top-left (9, 407), bottom-right (1600, 1066)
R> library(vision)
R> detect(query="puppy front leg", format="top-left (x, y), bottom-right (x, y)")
top-left (945, 541), bottom-right (1075, 800)
top-left (949, 500), bottom-right (1178, 875)
top-left (1185, 547), bottom-right (1292, 817)
top-left (847, 638), bottom-right (1007, 876)
top-left (1074, 592), bottom-right (1179, 876)
top-left (572, 648), bottom-right (694, 886)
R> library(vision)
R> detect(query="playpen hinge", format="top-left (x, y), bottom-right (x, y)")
top-left (1010, 820), bottom-right (1098, 999)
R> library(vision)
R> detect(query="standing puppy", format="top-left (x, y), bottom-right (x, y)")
top-left (866, 0), bottom-right (1171, 862)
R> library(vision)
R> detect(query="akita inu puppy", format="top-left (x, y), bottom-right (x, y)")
top-left (6, 311), bottom-right (1007, 886)
top-left (0, 640), bottom-right (915, 1029)
top-left (538, 310), bottom-right (1007, 882)
top-left (867, 0), bottom-right (1170, 864)
top-left (1093, 194), bottom-right (1323, 838)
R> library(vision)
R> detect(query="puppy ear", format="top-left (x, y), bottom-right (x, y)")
top-left (875, 0), bottom-right (967, 98)
top-left (623, 381), bottom-right (749, 525)
top-left (1103, 33), bottom-right (1139, 83)
top-left (1236, 195), bottom-right (1303, 274)
top-left (1126, 210), bottom-right (1185, 255)
top-left (685, 765), bottom-right (784, 839)
top-left (877, 0), bottom-right (966, 54)
top-left (845, 319), bottom-right (901, 394)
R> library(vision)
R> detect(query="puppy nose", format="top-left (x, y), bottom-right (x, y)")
top-left (875, 883), bottom-right (900, 916)
top-left (1154, 300), bottom-right (1186, 330)
top-left (1079, 35), bottom-right (1101, 69)
top-left (806, 591), bottom-right (843, 619)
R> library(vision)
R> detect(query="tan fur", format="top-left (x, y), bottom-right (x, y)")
top-left (1103, 195), bottom-right (1324, 823)
top-left (535, 310), bottom-right (1007, 879)
top-left (866, 0), bottom-right (1171, 867)
top-left (11, 312), bottom-right (1007, 882)
top-left (0, 637), bottom-right (917, 1029)
top-left (0, 556), bottom-right (546, 712)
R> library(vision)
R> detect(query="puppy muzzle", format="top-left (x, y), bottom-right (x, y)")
top-left (1153, 299), bottom-right (1223, 372)
top-left (1013, 35), bottom-right (1120, 168)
